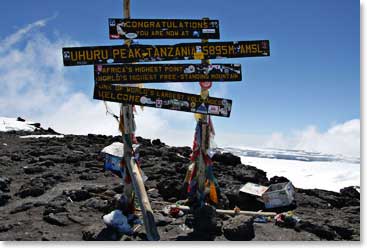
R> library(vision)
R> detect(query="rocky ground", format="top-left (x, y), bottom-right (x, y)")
top-left (0, 128), bottom-right (360, 241)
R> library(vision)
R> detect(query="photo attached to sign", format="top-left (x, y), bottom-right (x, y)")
top-left (94, 63), bottom-right (242, 84)
top-left (62, 40), bottom-right (270, 66)
top-left (108, 18), bottom-right (220, 39)
top-left (93, 84), bottom-right (232, 118)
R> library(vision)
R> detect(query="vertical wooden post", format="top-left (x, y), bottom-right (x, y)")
top-left (196, 17), bottom-right (211, 204)
top-left (121, 0), bottom-right (160, 241)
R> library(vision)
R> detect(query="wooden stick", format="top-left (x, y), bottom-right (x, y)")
top-left (121, 0), bottom-right (159, 241)
top-left (127, 158), bottom-right (160, 240)
top-left (170, 205), bottom-right (277, 217)
top-left (196, 17), bottom-right (211, 203)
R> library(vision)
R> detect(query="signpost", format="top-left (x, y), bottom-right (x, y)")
top-left (109, 18), bottom-right (220, 39)
top-left (94, 63), bottom-right (242, 84)
top-left (62, 0), bottom-right (270, 240)
top-left (62, 40), bottom-right (270, 66)
top-left (93, 84), bottom-right (233, 117)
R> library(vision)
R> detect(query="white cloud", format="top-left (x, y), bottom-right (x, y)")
top-left (216, 119), bottom-right (360, 158)
top-left (0, 20), bottom-right (360, 159)
top-left (0, 15), bottom-right (57, 53)
top-left (292, 119), bottom-right (360, 157)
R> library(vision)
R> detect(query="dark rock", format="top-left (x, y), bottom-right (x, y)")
top-left (297, 188), bottom-right (346, 208)
top-left (11, 153), bottom-right (21, 161)
top-left (39, 154), bottom-right (65, 163)
top-left (43, 213), bottom-right (70, 226)
top-left (17, 117), bottom-right (25, 122)
top-left (268, 176), bottom-right (290, 185)
top-left (82, 161), bottom-right (100, 168)
top-left (215, 220), bottom-right (223, 235)
top-left (172, 146), bottom-right (192, 158)
top-left (82, 184), bottom-right (108, 194)
top-left (147, 188), bottom-right (160, 199)
top-left (49, 194), bottom-right (68, 206)
top-left (212, 152), bottom-right (241, 166)
top-left (152, 139), bottom-right (164, 146)
top-left (216, 191), bottom-right (230, 210)
top-left (43, 204), bottom-right (68, 215)
top-left (155, 213), bottom-right (172, 226)
top-left (139, 147), bottom-right (163, 157)
top-left (296, 220), bottom-right (336, 240)
top-left (67, 214), bottom-right (85, 224)
top-left (232, 164), bottom-right (268, 185)
top-left (0, 224), bottom-right (13, 233)
top-left (17, 178), bottom-right (46, 198)
top-left (41, 172), bottom-right (68, 184)
top-left (82, 197), bottom-right (110, 212)
top-left (136, 136), bottom-right (151, 146)
top-left (0, 191), bottom-right (11, 206)
top-left (103, 190), bottom-right (116, 197)
top-left (10, 202), bottom-right (34, 214)
top-left (79, 173), bottom-right (98, 181)
top-left (157, 179), bottom-right (182, 200)
top-left (66, 153), bottom-right (85, 163)
top-left (64, 189), bottom-right (91, 202)
top-left (253, 223), bottom-right (320, 241)
top-left (112, 184), bottom-right (124, 194)
top-left (192, 205), bottom-right (217, 236)
top-left (30, 123), bottom-right (41, 128)
top-left (46, 127), bottom-right (59, 134)
top-left (340, 186), bottom-right (359, 199)
top-left (222, 215), bottom-right (255, 241)
top-left (0, 176), bottom-right (11, 192)
top-left (294, 191), bottom-right (331, 209)
top-left (37, 160), bottom-right (55, 167)
top-left (82, 224), bottom-right (122, 241)
top-left (23, 165), bottom-right (46, 174)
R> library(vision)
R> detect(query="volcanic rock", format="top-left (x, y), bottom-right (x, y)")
top-left (23, 165), bottom-right (46, 174)
top-left (222, 215), bottom-right (255, 241)
top-left (212, 152), bottom-right (241, 166)
top-left (10, 202), bottom-right (34, 214)
top-left (152, 139), bottom-right (165, 146)
top-left (17, 178), bottom-right (46, 198)
top-left (0, 191), bottom-right (11, 206)
top-left (64, 189), bottom-right (91, 202)
top-left (192, 205), bottom-right (217, 237)
top-left (43, 213), bottom-right (70, 226)
top-left (340, 186), bottom-right (359, 199)
top-left (82, 197), bottom-right (110, 212)
top-left (0, 128), bottom-right (360, 241)
top-left (0, 177), bottom-right (11, 192)
top-left (0, 224), bottom-right (13, 233)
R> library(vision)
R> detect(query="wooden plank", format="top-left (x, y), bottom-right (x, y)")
top-left (93, 84), bottom-right (233, 118)
top-left (94, 63), bottom-right (242, 84)
top-left (109, 18), bottom-right (220, 39)
top-left (170, 205), bottom-right (277, 217)
top-left (62, 40), bottom-right (270, 66)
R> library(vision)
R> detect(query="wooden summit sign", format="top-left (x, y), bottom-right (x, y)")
top-left (62, 40), bottom-right (270, 66)
top-left (94, 63), bottom-right (242, 84)
top-left (93, 84), bottom-right (233, 117)
top-left (109, 18), bottom-right (220, 39)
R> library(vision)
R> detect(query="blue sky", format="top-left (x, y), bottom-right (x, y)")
top-left (0, 0), bottom-right (360, 156)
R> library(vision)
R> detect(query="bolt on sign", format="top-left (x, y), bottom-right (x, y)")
top-left (109, 18), bottom-right (220, 39)
top-left (93, 84), bottom-right (233, 117)
top-left (94, 63), bottom-right (242, 84)
top-left (62, 40), bottom-right (270, 66)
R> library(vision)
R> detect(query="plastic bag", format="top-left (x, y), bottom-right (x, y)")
top-left (103, 210), bottom-right (133, 235)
